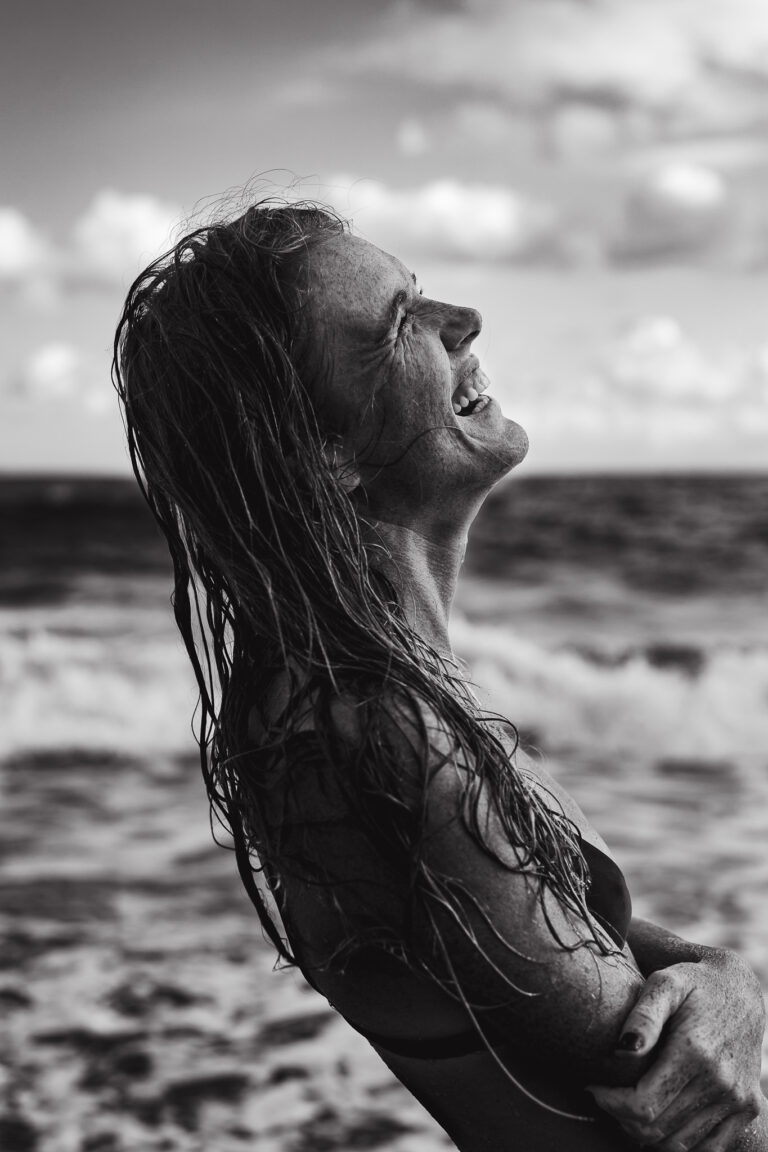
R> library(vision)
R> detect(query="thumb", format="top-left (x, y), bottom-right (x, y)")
top-left (616, 969), bottom-right (691, 1056)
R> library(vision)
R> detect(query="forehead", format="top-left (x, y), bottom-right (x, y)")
top-left (306, 233), bottom-right (411, 326)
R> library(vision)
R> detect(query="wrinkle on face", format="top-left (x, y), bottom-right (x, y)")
top-left (303, 232), bottom-right (526, 532)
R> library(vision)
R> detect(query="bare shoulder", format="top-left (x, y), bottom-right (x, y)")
top-left (371, 699), bottom-right (650, 1083)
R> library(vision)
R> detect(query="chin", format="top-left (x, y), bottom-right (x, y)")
top-left (509, 419), bottom-right (529, 461)
top-left (497, 417), bottom-right (529, 474)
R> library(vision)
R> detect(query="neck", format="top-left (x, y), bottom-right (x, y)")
top-left (361, 516), bottom-right (468, 657)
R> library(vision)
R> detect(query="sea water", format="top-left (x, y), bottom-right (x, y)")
top-left (1, 473), bottom-right (767, 1151)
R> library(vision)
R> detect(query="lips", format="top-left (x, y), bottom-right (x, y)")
top-left (456, 356), bottom-right (479, 388)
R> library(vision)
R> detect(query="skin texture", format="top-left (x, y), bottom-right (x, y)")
top-left (591, 922), bottom-right (766, 1151)
top-left (305, 232), bottom-right (528, 541)
top-left (301, 232), bottom-right (767, 1151)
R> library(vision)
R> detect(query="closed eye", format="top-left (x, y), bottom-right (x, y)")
top-left (397, 285), bottom-right (424, 332)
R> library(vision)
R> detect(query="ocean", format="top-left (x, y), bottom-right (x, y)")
top-left (2, 472), bottom-right (768, 1151)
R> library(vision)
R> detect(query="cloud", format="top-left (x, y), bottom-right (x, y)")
top-left (328, 177), bottom-right (566, 262)
top-left (13, 342), bottom-right (112, 415)
top-left (323, 169), bottom-right (747, 266)
top-left (396, 118), bottom-right (430, 157)
top-left (0, 208), bottom-right (50, 282)
top-left (595, 316), bottom-right (737, 403)
top-left (518, 312), bottom-right (768, 456)
top-left (0, 191), bottom-right (182, 296)
top-left (70, 189), bottom-right (181, 286)
top-left (342, 0), bottom-right (768, 154)
top-left (18, 343), bottom-right (83, 401)
top-left (546, 104), bottom-right (622, 158)
top-left (613, 162), bottom-right (729, 260)
top-left (691, 0), bottom-right (768, 80)
top-left (357, 0), bottom-right (693, 110)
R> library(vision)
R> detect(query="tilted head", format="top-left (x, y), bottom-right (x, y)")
top-left (303, 231), bottom-right (528, 533)
top-left (113, 198), bottom-right (593, 979)
top-left (116, 202), bottom-right (528, 568)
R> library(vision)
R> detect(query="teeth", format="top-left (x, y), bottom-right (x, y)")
top-left (451, 366), bottom-right (491, 414)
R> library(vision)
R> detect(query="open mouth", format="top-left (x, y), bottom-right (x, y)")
top-left (456, 394), bottom-right (490, 417)
top-left (452, 364), bottom-right (491, 416)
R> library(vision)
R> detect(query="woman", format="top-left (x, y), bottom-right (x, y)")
top-left (113, 200), bottom-right (766, 1151)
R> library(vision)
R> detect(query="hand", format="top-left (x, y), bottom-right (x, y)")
top-left (589, 949), bottom-right (766, 1151)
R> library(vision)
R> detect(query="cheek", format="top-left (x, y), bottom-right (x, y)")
top-left (397, 332), bottom-right (448, 413)
top-left (321, 354), bottom-right (401, 457)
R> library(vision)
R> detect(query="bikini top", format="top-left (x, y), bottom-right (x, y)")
top-left (283, 835), bottom-right (632, 1060)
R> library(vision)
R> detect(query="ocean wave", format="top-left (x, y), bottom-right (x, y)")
top-left (3, 603), bottom-right (767, 771)
top-left (0, 606), bottom-right (196, 760)
top-left (451, 614), bottom-right (768, 763)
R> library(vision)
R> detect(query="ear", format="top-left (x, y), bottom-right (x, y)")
top-left (283, 441), bottom-right (361, 494)
top-left (323, 438), bottom-right (361, 495)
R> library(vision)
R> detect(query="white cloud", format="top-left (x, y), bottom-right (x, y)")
top-left (356, 1), bottom-right (693, 111)
top-left (0, 208), bottom-right (49, 282)
top-left (396, 118), bottom-right (430, 157)
top-left (0, 191), bottom-right (181, 296)
top-left (613, 162), bottom-right (729, 259)
top-left (19, 344), bottom-right (82, 401)
top-left (328, 177), bottom-right (564, 262)
top-left (13, 342), bottom-right (112, 415)
top-left (688, 0), bottom-right (768, 79)
top-left (344, 0), bottom-right (768, 153)
top-left (452, 101), bottom-right (524, 147)
top-left (516, 310), bottom-right (768, 456)
top-left (596, 316), bottom-right (737, 403)
top-left (70, 189), bottom-right (181, 285)
top-left (547, 104), bottom-right (621, 158)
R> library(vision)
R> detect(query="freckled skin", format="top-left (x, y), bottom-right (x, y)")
top-left (305, 233), bottom-right (528, 540)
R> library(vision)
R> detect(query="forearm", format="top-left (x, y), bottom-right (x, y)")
top-left (627, 916), bottom-right (716, 976)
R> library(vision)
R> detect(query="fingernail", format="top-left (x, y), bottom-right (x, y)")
top-left (617, 1031), bottom-right (644, 1052)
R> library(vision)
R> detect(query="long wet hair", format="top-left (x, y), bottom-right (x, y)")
top-left (113, 198), bottom-right (616, 1008)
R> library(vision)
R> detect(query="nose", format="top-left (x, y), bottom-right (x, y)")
top-left (439, 304), bottom-right (482, 353)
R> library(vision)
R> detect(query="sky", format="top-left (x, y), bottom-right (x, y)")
top-left (2, 0), bottom-right (768, 474)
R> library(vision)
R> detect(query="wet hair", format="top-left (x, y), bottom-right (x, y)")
top-left (113, 198), bottom-right (618, 1036)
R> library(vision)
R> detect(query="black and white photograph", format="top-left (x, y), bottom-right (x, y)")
top-left (2, 3), bottom-right (768, 1150)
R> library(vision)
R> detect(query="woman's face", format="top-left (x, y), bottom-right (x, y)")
top-left (305, 233), bottom-right (528, 526)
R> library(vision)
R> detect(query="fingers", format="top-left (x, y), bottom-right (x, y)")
top-left (616, 968), bottom-right (692, 1056)
top-left (689, 1105), bottom-right (763, 1152)
top-left (620, 1101), bottom-right (729, 1150)
top-left (659, 1101), bottom-right (754, 1151)
top-left (590, 1083), bottom-right (761, 1151)
top-left (588, 1061), bottom-right (694, 1129)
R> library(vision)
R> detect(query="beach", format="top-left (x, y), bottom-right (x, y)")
top-left (2, 472), bottom-right (768, 1151)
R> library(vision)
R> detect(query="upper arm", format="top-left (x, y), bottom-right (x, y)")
top-left (416, 757), bottom-right (649, 1087)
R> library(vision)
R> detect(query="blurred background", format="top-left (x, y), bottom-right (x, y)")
top-left (2, 2), bottom-right (768, 1150)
